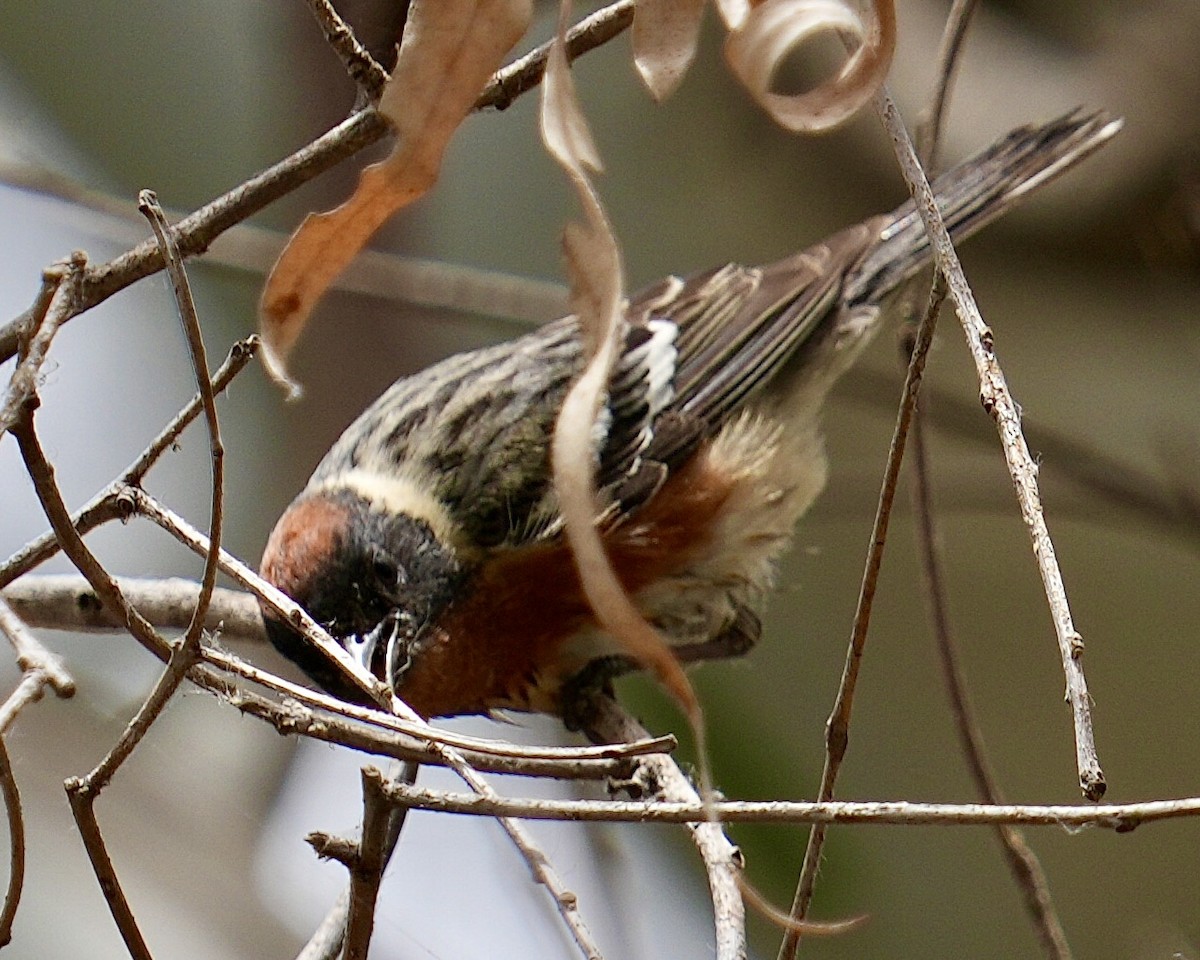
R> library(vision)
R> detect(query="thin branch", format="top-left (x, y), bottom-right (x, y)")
top-left (296, 887), bottom-right (350, 960)
top-left (914, 0), bottom-right (980, 167)
top-left (478, 0), bottom-right (635, 110)
top-left (64, 782), bottom-right (154, 960)
top-left (435, 752), bottom-right (606, 960)
top-left (342, 764), bottom-right (415, 960)
top-left (11, 412), bottom-right (172, 663)
top-left (780, 272), bottom-right (947, 958)
top-left (0, 255), bottom-right (84, 438)
top-left (374, 785), bottom-right (1200, 831)
top-left (908, 11), bottom-right (1073, 952)
top-left (875, 89), bottom-right (1105, 801)
top-left (139, 192), bottom-right (225, 647)
top-left (303, 0), bottom-right (390, 100)
top-left (909, 382), bottom-right (1072, 960)
top-left (0, 337), bottom-right (259, 591)
top-left (582, 696), bottom-right (747, 960)
top-left (0, 575), bottom-right (670, 776)
top-left (0, 738), bottom-right (24, 946)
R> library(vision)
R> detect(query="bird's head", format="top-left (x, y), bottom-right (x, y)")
top-left (259, 473), bottom-right (465, 705)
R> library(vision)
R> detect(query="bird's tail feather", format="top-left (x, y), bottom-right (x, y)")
top-left (845, 109), bottom-right (1122, 306)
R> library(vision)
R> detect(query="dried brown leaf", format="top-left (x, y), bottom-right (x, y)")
top-left (259, 0), bottom-right (532, 392)
top-left (633, 0), bottom-right (706, 101)
top-left (722, 0), bottom-right (895, 133)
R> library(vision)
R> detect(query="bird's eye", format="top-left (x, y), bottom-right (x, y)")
top-left (370, 552), bottom-right (404, 588)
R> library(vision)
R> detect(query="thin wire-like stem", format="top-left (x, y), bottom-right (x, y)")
top-left (909, 375), bottom-right (1073, 960)
top-left (779, 274), bottom-right (947, 959)
top-left (914, 0), bottom-right (980, 167)
top-left (373, 783), bottom-right (1200, 830)
top-left (139, 192), bottom-right (224, 647)
top-left (875, 88), bottom-right (1105, 801)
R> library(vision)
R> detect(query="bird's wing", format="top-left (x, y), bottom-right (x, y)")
top-left (599, 221), bottom-right (879, 510)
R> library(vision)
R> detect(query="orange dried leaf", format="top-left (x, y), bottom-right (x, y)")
top-left (633, 0), bottom-right (706, 101)
top-left (259, 0), bottom-right (532, 391)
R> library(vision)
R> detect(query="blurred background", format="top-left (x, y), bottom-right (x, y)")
top-left (0, 1), bottom-right (1198, 957)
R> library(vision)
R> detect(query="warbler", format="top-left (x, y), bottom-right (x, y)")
top-left (260, 110), bottom-right (1118, 718)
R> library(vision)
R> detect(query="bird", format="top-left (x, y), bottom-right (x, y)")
top-left (259, 110), bottom-right (1119, 720)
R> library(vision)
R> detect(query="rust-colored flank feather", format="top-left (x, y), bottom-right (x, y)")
top-left (397, 450), bottom-right (737, 718)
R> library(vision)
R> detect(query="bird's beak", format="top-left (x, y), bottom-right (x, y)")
top-left (343, 611), bottom-right (421, 691)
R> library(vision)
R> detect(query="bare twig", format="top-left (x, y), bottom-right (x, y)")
top-left (12, 412), bottom-right (172, 663)
top-left (0, 738), bottom-right (24, 946)
top-left (372, 784), bottom-right (1200, 831)
top-left (914, 0), bottom-right (980, 167)
top-left (139, 192), bottom-right (225, 647)
top-left (64, 782), bottom-right (154, 960)
top-left (0, 337), bottom-right (259, 591)
top-left (478, 0), bottom-right (635, 110)
top-left (303, 0), bottom-right (390, 100)
top-left (780, 274), bottom-right (948, 958)
top-left (876, 89), bottom-right (1106, 801)
top-left (583, 696), bottom-right (747, 960)
top-left (0, 596), bottom-right (75, 700)
top-left (908, 379), bottom-right (1073, 960)
top-left (907, 10), bottom-right (1073, 954)
top-left (0, 574), bottom-right (670, 775)
top-left (0, 255), bottom-right (84, 438)
top-left (296, 887), bottom-right (350, 960)
top-left (342, 764), bottom-right (415, 960)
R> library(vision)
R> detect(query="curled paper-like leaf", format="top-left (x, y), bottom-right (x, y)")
top-left (259, 0), bottom-right (532, 393)
top-left (723, 0), bottom-right (896, 133)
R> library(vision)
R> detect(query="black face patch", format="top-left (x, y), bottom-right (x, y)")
top-left (262, 490), bottom-right (466, 702)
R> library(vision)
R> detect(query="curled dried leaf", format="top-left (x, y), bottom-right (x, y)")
top-left (259, 0), bottom-right (533, 393)
top-left (723, 0), bottom-right (895, 133)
